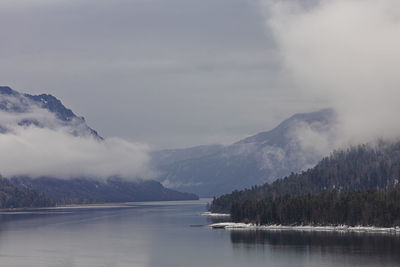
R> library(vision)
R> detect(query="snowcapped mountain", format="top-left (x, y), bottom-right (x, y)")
top-left (151, 109), bottom-right (339, 197)
top-left (0, 86), bottom-right (101, 139)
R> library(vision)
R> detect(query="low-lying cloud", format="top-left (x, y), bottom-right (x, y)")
top-left (0, 108), bottom-right (153, 180)
top-left (264, 0), bottom-right (400, 146)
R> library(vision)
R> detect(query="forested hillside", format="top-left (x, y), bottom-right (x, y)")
top-left (210, 141), bottom-right (400, 213)
top-left (0, 177), bottom-right (54, 208)
top-left (230, 188), bottom-right (400, 227)
top-left (11, 177), bottom-right (198, 204)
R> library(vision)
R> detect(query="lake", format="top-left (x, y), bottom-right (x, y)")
top-left (0, 199), bottom-right (399, 267)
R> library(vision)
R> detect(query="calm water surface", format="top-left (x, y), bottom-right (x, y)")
top-left (0, 199), bottom-right (399, 267)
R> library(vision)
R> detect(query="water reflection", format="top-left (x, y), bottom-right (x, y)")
top-left (0, 201), bottom-right (399, 267)
top-left (230, 230), bottom-right (400, 266)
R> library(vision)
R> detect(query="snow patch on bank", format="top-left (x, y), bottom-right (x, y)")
top-left (208, 222), bottom-right (400, 234)
top-left (201, 212), bottom-right (230, 217)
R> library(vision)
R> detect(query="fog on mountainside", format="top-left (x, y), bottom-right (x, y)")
top-left (0, 86), bottom-right (344, 199)
top-left (152, 109), bottom-right (340, 197)
top-left (0, 86), bottom-right (198, 203)
top-left (0, 86), bottom-right (152, 180)
top-left (265, 0), bottom-right (400, 145)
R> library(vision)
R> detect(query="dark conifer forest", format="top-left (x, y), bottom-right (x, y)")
top-left (211, 141), bottom-right (400, 227)
top-left (230, 188), bottom-right (400, 227)
top-left (0, 178), bottom-right (55, 208)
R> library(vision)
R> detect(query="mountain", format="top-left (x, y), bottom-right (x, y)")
top-left (151, 109), bottom-right (338, 197)
top-left (0, 86), bottom-right (101, 139)
top-left (0, 86), bottom-right (198, 204)
top-left (210, 140), bottom-right (400, 213)
top-left (11, 176), bottom-right (198, 204)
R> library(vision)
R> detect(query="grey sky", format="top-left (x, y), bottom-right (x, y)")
top-left (0, 0), bottom-right (328, 149)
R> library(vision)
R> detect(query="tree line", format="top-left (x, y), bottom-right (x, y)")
top-left (211, 141), bottom-right (400, 214)
top-left (230, 187), bottom-right (400, 227)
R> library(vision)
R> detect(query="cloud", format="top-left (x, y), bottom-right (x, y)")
top-left (0, 0), bottom-right (310, 149)
top-left (0, 108), bottom-right (153, 180)
top-left (264, 0), bottom-right (400, 145)
top-left (288, 119), bottom-right (338, 157)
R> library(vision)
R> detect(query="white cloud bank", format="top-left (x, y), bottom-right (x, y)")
top-left (264, 0), bottom-right (400, 146)
top-left (0, 107), bottom-right (152, 180)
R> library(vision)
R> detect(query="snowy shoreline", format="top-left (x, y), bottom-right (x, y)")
top-left (208, 222), bottom-right (400, 234)
top-left (201, 212), bottom-right (231, 217)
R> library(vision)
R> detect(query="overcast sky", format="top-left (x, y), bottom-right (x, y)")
top-left (3, 0), bottom-right (399, 151)
top-left (0, 0), bottom-right (331, 149)
top-left (1, 0), bottom-right (399, 180)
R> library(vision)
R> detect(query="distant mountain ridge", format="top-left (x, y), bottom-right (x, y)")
top-left (11, 176), bottom-right (198, 203)
top-left (152, 109), bottom-right (338, 197)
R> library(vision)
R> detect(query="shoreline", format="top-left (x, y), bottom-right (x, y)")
top-left (208, 222), bottom-right (400, 234)
top-left (0, 199), bottom-right (208, 213)
top-left (201, 212), bottom-right (230, 217)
